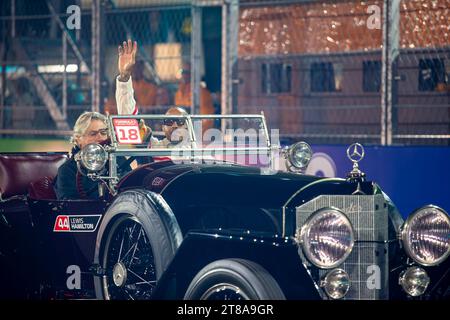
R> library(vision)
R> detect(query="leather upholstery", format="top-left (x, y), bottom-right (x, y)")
top-left (0, 153), bottom-right (67, 199)
top-left (28, 176), bottom-right (57, 200)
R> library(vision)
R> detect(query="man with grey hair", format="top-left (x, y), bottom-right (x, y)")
top-left (54, 111), bottom-right (111, 199)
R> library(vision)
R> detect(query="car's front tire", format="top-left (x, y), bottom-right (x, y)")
top-left (94, 189), bottom-right (182, 300)
top-left (184, 259), bottom-right (285, 300)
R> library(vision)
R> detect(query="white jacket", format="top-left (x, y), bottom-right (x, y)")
top-left (115, 76), bottom-right (187, 149)
top-left (115, 76), bottom-right (138, 115)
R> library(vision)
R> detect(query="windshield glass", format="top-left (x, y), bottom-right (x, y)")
top-left (108, 114), bottom-right (274, 167)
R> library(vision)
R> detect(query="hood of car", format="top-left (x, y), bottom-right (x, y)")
top-left (131, 162), bottom-right (323, 208)
top-left (117, 161), bottom-right (373, 210)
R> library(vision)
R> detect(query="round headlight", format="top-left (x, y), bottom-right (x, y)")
top-left (401, 205), bottom-right (450, 266)
top-left (80, 143), bottom-right (107, 172)
top-left (286, 142), bottom-right (313, 170)
top-left (320, 269), bottom-right (350, 299)
top-left (399, 267), bottom-right (430, 297)
top-left (299, 207), bottom-right (355, 269)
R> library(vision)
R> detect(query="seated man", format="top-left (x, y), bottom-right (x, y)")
top-left (145, 106), bottom-right (189, 148)
top-left (54, 112), bottom-right (110, 199)
top-left (115, 39), bottom-right (190, 149)
top-left (54, 111), bottom-right (132, 199)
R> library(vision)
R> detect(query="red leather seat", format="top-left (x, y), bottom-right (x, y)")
top-left (28, 176), bottom-right (57, 200)
top-left (0, 153), bottom-right (67, 200)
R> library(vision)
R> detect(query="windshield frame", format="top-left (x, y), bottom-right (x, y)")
top-left (99, 113), bottom-right (277, 194)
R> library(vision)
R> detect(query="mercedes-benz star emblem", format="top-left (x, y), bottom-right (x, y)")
top-left (346, 143), bottom-right (365, 163)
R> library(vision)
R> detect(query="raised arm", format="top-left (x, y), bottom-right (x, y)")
top-left (116, 39), bottom-right (138, 115)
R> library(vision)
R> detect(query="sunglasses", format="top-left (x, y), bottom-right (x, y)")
top-left (163, 119), bottom-right (186, 126)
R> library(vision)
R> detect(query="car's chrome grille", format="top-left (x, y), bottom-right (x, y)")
top-left (296, 195), bottom-right (389, 300)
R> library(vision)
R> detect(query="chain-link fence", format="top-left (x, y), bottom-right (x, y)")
top-left (102, 1), bottom-right (193, 116)
top-left (0, 0), bottom-right (92, 135)
top-left (393, 0), bottom-right (450, 145)
top-left (237, 0), bottom-right (449, 145)
top-left (0, 0), bottom-right (196, 138)
top-left (0, 0), bottom-right (448, 145)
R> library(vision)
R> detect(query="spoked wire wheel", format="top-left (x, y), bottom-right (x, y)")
top-left (200, 283), bottom-right (251, 300)
top-left (102, 216), bottom-right (157, 300)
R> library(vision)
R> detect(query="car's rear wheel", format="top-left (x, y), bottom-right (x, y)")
top-left (184, 259), bottom-right (285, 300)
top-left (94, 190), bottom-right (182, 300)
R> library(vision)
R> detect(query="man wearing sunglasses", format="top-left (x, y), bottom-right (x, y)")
top-left (115, 40), bottom-right (189, 148)
top-left (141, 106), bottom-right (189, 148)
top-left (161, 107), bottom-right (189, 146)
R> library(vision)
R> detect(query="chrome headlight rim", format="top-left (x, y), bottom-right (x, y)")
top-left (401, 205), bottom-right (450, 266)
top-left (300, 207), bottom-right (355, 269)
top-left (399, 266), bottom-right (430, 297)
top-left (320, 268), bottom-right (351, 300)
top-left (286, 141), bottom-right (313, 171)
top-left (80, 143), bottom-right (108, 172)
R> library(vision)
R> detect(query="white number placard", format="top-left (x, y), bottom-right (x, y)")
top-left (113, 118), bottom-right (142, 144)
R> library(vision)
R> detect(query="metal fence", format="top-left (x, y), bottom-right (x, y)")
top-left (0, 0), bottom-right (448, 145)
top-left (0, 0), bottom-right (91, 135)
top-left (102, 1), bottom-right (195, 116)
top-left (0, 0), bottom-right (195, 137)
top-left (237, 0), bottom-right (449, 145)
top-left (393, 0), bottom-right (450, 145)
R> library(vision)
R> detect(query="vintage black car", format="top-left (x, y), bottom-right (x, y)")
top-left (0, 114), bottom-right (449, 300)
